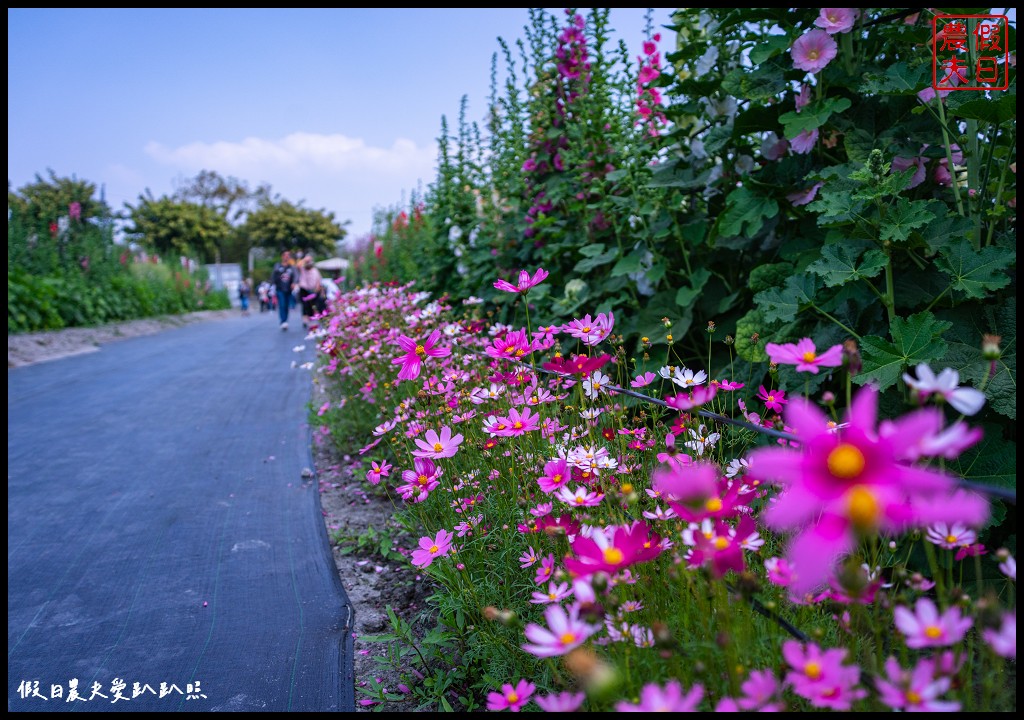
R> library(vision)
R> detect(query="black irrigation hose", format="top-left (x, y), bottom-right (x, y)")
top-left (463, 347), bottom-right (1016, 505)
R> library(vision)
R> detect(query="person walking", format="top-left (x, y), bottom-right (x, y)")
top-left (238, 278), bottom-right (252, 316)
top-left (297, 256), bottom-right (326, 330)
top-left (270, 251), bottom-right (298, 330)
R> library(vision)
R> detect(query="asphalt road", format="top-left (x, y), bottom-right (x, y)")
top-left (7, 313), bottom-right (353, 712)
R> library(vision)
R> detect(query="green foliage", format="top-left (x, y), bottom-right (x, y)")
top-left (241, 198), bottom-right (347, 257)
top-left (123, 194), bottom-right (231, 263)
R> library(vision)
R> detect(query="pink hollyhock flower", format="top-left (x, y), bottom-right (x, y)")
top-left (783, 641), bottom-right (867, 710)
top-left (892, 154), bottom-right (929, 189)
top-left (925, 521), bottom-right (977, 550)
top-left (486, 679), bottom-right (536, 712)
top-left (875, 656), bottom-right (959, 712)
top-left (790, 128), bottom-right (819, 155)
top-left (411, 528), bottom-right (453, 568)
top-left (631, 371), bottom-right (657, 388)
top-left (537, 458), bottom-right (571, 494)
top-left (761, 131), bottom-right (790, 161)
top-left (391, 329), bottom-right (451, 381)
top-left (564, 522), bottom-right (663, 577)
top-left (757, 385), bottom-right (789, 412)
top-left (815, 8), bottom-right (859, 34)
top-left (791, 28), bottom-right (838, 73)
top-left (563, 312), bottom-right (614, 346)
top-left (365, 459), bottom-right (392, 485)
top-left (983, 612), bottom-right (1016, 659)
top-left (902, 363), bottom-right (986, 416)
top-left (530, 581), bottom-right (573, 605)
top-left (765, 337), bottom-right (842, 374)
top-left (535, 691), bottom-right (585, 712)
top-left (746, 385), bottom-right (989, 595)
top-left (412, 426), bottom-right (464, 459)
top-left (795, 82), bottom-right (813, 111)
top-left (494, 267), bottom-right (549, 294)
top-left (894, 597), bottom-right (972, 648)
top-left (615, 680), bottom-right (704, 712)
top-left (787, 182), bottom-right (824, 206)
top-left (521, 602), bottom-right (601, 658)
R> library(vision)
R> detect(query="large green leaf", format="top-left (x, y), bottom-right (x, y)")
top-left (778, 97), bottom-right (852, 140)
top-left (935, 240), bottom-right (1015, 299)
top-left (880, 198), bottom-right (937, 243)
top-left (946, 90), bottom-right (1016, 124)
top-left (717, 187), bottom-right (779, 239)
top-left (749, 33), bottom-right (793, 65)
top-left (940, 298), bottom-right (1017, 419)
top-left (858, 61), bottom-right (929, 95)
top-left (857, 311), bottom-right (953, 390)
top-left (753, 274), bottom-right (818, 324)
top-left (610, 249), bottom-right (647, 277)
top-left (573, 249), bottom-right (618, 273)
top-left (807, 242), bottom-right (888, 288)
top-left (734, 308), bottom-right (769, 363)
top-left (675, 268), bottom-right (712, 307)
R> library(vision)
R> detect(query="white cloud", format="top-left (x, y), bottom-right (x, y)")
top-left (144, 132), bottom-right (437, 238)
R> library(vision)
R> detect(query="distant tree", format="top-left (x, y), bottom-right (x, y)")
top-left (8, 170), bottom-right (112, 229)
top-left (123, 193), bottom-right (231, 262)
top-left (241, 199), bottom-right (348, 257)
top-left (172, 170), bottom-right (274, 263)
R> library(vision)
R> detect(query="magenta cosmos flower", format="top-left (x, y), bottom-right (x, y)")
top-left (615, 680), bottom-right (704, 712)
top-left (412, 426), bottom-right (464, 459)
top-left (765, 337), bottom-right (842, 374)
top-left (563, 312), bottom-right (614, 346)
top-left (535, 691), bottom-right (585, 712)
top-left (757, 385), bottom-right (788, 412)
top-left (893, 597), bottom-right (972, 649)
top-left (486, 679), bottom-right (536, 712)
top-left (391, 329), bottom-right (450, 381)
top-left (791, 28), bottom-right (838, 73)
top-left (410, 528), bottom-right (454, 568)
top-left (783, 641), bottom-right (866, 710)
top-left (563, 521), bottom-right (663, 577)
top-left (875, 656), bottom-right (960, 712)
top-left (494, 267), bottom-right (549, 294)
top-left (815, 8), bottom-right (859, 34)
top-left (521, 602), bottom-right (601, 658)
top-left (747, 386), bottom-right (989, 595)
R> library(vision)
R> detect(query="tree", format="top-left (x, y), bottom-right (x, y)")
top-left (172, 170), bottom-right (273, 263)
top-left (123, 193), bottom-right (231, 262)
top-left (8, 170), bottom-right (112, 230)
top-left (241, 199), bottom-right (348, 257)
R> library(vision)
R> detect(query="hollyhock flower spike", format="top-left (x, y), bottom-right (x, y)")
top-left (765, 337), bottom-right (842, 374)
top-left (391, 329), bottom-right (450, 381)
top-left (791, 28), bottom-right (838, 73)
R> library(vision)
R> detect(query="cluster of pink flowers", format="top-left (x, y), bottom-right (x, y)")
top-left (635, 33), bottom-right (667, 136)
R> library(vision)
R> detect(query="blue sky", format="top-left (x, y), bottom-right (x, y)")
top-left (8, 8), bottom-right (674, 242)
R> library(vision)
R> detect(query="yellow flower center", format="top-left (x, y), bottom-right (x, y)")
top-left (429, 544), bottom-right (439, 554)
top-left (418, 474), bottom-right (429, 485)
top-left (714, 537), bottom-right (730, 550)
top-left (433, 442), bottom-right (443, 452)
top-left (575, 495), bottom-right (585, 504)
top-left (415, 344), bottom-right (426, 356)
top-left (804, 661), bottom-right (822, 680)
top-left (828, 443), bottom-right (865, 479)
top-left (925, 625), bottom-right (943, 639)
top-left (548, 593), bottom-right (558, 600)
top-left (807, 50), bottom-right (819, 61)
top-left (506, 692), bottom-right (519, 704)
top-left (582, 326), bottom-right (591, 333)
top-left (514, 421), bottom-right (523, 429)
top-left (621, 483), bottom-right (633, 493)
top-left (603, 547), bottom-right (624, 565)
top-left (705, 497), bottom-right (723, 512)
top-left (802, 350), bottom-right (817, 363)
top-left (906, 690), bottom-right (923, 705)
top-left (552, 474), bottom-right (563, 484)
top-left (560, 632), bottom-right (577, 646)
top-left (847, 486), bottom-right (879, 529)
top-left (767, 395), bottom-right (775, 402)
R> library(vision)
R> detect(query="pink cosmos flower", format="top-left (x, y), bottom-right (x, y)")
top-left (894, 597), bottom-right (973, 648)
top-left (494, 267), bottom-right (549, 294)
top-left (535, 691), bottom-right (585, 712)
top-left (718, 379), bottom-right (745, 391)
top-left (765, 337), bottom-right (843, 374)
top-left (716, 669), bottom-right (783, 712)
top-left (615, 681), bottom-right (704, 712)
top-left (983, 612), bottom-right (1015, 659)
top-left (535, 553), bottom-right (557, 585)
top-left (925, 521), bottom-right (977, 550)
top-left (902, 363), bottom-right (986, 416)
top-left (790, 128), bottom-right (819, 155)
top-left (563, 312), bottom-right (614, 346)
top-left (651, 462), bottom-right (739, 523)
top-left (486, 679), bottom-right (536, 712)
top-left (556, 485), bottom-right (605, 508)
top-left (485, 329), bottom-right (533, 361)
top-left (787, 182), bottom-right (824, 206)
top-left (689, 516), bottom-right (756, 577)
top-left (815, 8), bottom-right (859, 34)
top-left (665, 384), bottom-right (718, 411)
top-left (791, 28), bottom-right (838, 73)
top-left (631, 371), bottom-right (657, 388)
top-left (521, 602), bottom-right (601, 658)
top-left (537, 458), bottom-right (571, 494)
top-left (757, 385), bottom-right (788, 412)
top-left (412, 426), bottom-right (464, 459)
top-left (765, 556), bottom-right (796, 587)
top-left (783, 641), bottom-right (867, 710)
top-left (747, 385), bottom-right (989, 594)
top-left (504, 406), bottom-right (541, 436)
top-left (875, 656), bottom-right (959, 712)
top-left (411, 528), bottom-right (454, 568)
top-left (564, 521), bottom-right (663, 577)
top-left (530, 581), bottom-right (574, 605)
top-left (391, 329), bottom-right (451, 381)
top-left (519, 546), bottom-right (539, 568)
top-left (998, 552), bottom-right (1015, 580)
top-left (365, 459), bottom-right (392, 485)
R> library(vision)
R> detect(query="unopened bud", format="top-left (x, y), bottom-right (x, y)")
top-left (822, 391), bottom-right (836, 405)
top-left (982, 334), bottom-right (1002, 361)
top-left (662, 317), bottom-right (672, 328)
top-left (724, 334), bottom-right (734, 346)
top-left (563, 647), bottom-right (621, 700)
top-left (706, 321), bottom-right (716, 334)
top-left (843, 339), bottom-right (862, 376)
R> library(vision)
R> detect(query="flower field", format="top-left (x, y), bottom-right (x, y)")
top-left (312, 7), bottom-right (1015, 712)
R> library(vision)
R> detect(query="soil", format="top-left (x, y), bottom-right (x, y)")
top-left (8, 311), bottom-right (434, 712)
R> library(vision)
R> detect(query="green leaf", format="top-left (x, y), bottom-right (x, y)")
top-left (807, 243), bottom-right (888, 287)
top-left (857, 311), bottom-right (953, 390)
top-left (748, 262), bottom-right (794, 293)
top-left (573, 249), bottom-right (618, 273)
top-left (734, 308), bottom-right (769, 363)
top-left (921, 210), bottom-right (973, 255)
top-left (934, 240), bottom-right (1015, 299)
top-left (749, 33), bottom-right (793, 65)
top-left (778, 97), bottom-right (852, 140)
top-left (675, 268), bottom-right (712, 307)
top-left (858, 61), bottom-right (929, 95)
top-left (946, 90), bottom-right (1016, 124)
top-left (717, 187), bottom-right (778, 239)
top-left (578, 243), bottom-right (607, 258)
top-left (753, 274), bottom-right (818, 324)
top-left (940, 298), bottom-right (1016, 419)
top-left (610, 250), bottom-right (646, 277)
top-left (879, 198), bottom-right (937, 243)
top-left (952, 428), bottom-right (1016, 491)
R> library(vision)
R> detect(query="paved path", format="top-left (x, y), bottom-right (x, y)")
top-left (8, 314), bottom-right (353, 712)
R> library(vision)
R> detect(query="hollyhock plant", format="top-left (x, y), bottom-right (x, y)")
top-left (486, 679), bottom-right (536, 712)
top-left (783, 641), bottom-right (866, 710)
top-left (902, 363), bottom-right (986, 416)
top-left (787, 182), bottom-right (824, 206)
top-left (789, 128), bottom-right (819, 155)
top-left (791, 28), bottom-right (838, 73)
top-left (815, 8), bottom-right (859, 34)
top-left (894, 598), bottom-right (973, 648)
top-left (411, 528), bottom-right (454, 568)
top-left (747, 385), bottom-right (989, 594)
top-left (564, 522), bottom-right (663, 577)
top-left (412, 426), bottom-right (464, 459)
top-left (494, 267), bottom-right (549, 294)
top-left (521, 602), bottom-right (601, 658)
top-left (765, 337), bottom-right (843, 374)
top-left (615, 680), bottom-right (704, 712)
top-left (391, 329), bottom-right (451, 381)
